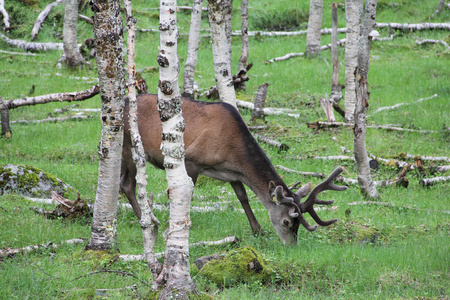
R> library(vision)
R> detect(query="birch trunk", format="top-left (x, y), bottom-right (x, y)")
top-left (207, 0), bottom-right (237, 108)
top-left (156, 0), bottom-right (197, 297)
top-left (85, 0), bottom-right (125, 251)
top-left (330, 2), bottom-right (342, 102)
top-left (63, 0), bottom-right (85, 68)
top-left (305, 0), bottom-right (323, 58)
top-left (182, 0), bottom-right (203, 99)
top-left (344, 0), bottom-right (363, 122)
top-left (237, 0), bottom-right (249, 91)
top-left (0, 97), bottom-right (12, 139)
top-left (124, 0), bottom-right (162, 288)
top-left (353, 0), bottom-right (379, 199)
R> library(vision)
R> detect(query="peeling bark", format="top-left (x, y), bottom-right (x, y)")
top-left (353, 0), bottom-right (379, 199)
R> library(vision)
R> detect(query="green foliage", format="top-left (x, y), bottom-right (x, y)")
top-left (0, 0), bottom-right (449, 299)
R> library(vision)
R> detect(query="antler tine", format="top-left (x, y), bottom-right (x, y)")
top-left (302, 166), bottom-right (347, 209)
top-left (274, 186), bottom-right (294, 204)
top-left (300, 166), bottom-right (347, 226)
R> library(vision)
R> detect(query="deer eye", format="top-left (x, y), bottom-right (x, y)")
top-left (283, 219), bottom-right (290, 227)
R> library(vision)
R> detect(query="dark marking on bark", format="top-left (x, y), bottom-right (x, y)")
top-left (157, 54), bottom-right (169, 67)
top-left (159, 80), bottom-right (174, 95)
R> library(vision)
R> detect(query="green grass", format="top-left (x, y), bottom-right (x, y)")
top-left (1, 0), bottom-right (449, 299)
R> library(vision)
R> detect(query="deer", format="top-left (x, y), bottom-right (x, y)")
top-left (120, 94), bottom-right (347, 246)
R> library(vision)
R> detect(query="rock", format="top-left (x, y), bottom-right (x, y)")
top-left (0, 164), bottom-right (77, 198)
top-left (193, 246), bottom-right (272, 287)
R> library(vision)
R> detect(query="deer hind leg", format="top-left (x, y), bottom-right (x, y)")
top-left (120, 153), bottom-right (142, 219)
top-left (230, 181), bottom-right (265, 236)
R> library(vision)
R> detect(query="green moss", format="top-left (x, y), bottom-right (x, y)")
top-left (195, 246), bottom-right (272, 287)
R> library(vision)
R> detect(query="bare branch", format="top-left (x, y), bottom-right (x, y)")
top-left (31, 0), bottom-right (64, 40)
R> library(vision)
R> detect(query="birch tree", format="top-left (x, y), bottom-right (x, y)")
top-left (237, 0), bottom-right (249, 91)
top-left (344, 0), bottom-right (363, 122)
top-left (63, 0), bottom-right (85, 68)
top-left (85, 0), bottom-right (125, 251)
top-left (353, 0), bottom-right (380, 199)
top-left (305, 0), bottom-right (323, 58)
top-left (123, 0), bottom-right (162, 289)
top-left (155, 0), bottom-right (197, 297)
top-left (182, 0), bottom-right (203, 98)
top-left (207, 0), bottom-right (237, 108)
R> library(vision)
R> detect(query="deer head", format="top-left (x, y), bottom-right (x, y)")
top-left (268, 166), bottom-right (347, 246)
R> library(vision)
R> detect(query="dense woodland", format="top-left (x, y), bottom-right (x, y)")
top-left (0, 0), bottom-right (449, 299)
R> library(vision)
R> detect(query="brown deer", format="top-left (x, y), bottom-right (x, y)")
top-left (120, 94), bottom-right (347, 245)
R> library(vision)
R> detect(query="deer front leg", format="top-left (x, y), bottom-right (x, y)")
top-left (230, 181), bottom-right (265, 236)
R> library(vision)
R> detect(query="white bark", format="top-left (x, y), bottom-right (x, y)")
top-left (330, 2), bottom-right (342, 103)
top-left (264, 38), bottom-right (346, 64)
top-left (375, 22), bottom-right (450, 31)
top-left (344, 0), bottom-right (363, 122)
top-left (63, 0), bottom-right (85, 67)
top-left (0, 85), bottom-right (99, 109)
top-left (157, 0), bottom-right (196, 297)
top-left (416, 39), bottom-right (450, 53)
top-left (124, 0), bottom-right (162, 285)
top-left (0, 0), bottom-right (10, 28)
top-left (207, 0), bottom-right (237, 108)
top-left (182, 0), bottom-right (203, 98)
top-left (0, 239), bottom-right (85, 258)
top-left (353, 0), bottom-right (379, 199)
top-left (0, 32), bottom-right (65, 51)
top-left (31, 0), bottom-right (64, 40)
top-left (369, 94), bottom-right (438, 116)
top-left (85, 0), bottom-right (125, 251)
top-left (305, 0), bottom-right (323, 58)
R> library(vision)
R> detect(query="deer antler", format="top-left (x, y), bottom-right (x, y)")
top-left (299, 166), bottom-right (347, 229)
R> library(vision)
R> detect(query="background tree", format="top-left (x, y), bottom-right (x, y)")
top-left (155, 0), bottom-right (197, 297)
top-left (207, 0), bottom-right (237, 107)
top-left (182, 0), bottom-right (203, 98)
top-left (305, 0), bottom-right (323, 58)
top-left (237, 0), bottom-right (249, 91)
top-left (353, 0), bottom-right (380, 198)
top-left (63, 0), bottom-right (84, 68)
top-left (85, 0), bottom-right (125, 251)
top-left (344, 0), bottom-right (363, 122)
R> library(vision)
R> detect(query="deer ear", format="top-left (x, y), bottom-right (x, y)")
top-left (268, 181), bottom-right (277, 197)
top-left (296, 182), bottom-right (311, 199)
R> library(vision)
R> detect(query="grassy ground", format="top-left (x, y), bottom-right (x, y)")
top-left (0, 0), bottom-right (449, 299)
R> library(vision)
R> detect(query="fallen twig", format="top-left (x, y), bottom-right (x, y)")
top-left (255, 134), bottom-right (289, 152)
top-left (419, 176), bottom-right (450, 187)
top-left (276, 165), bottom-right (325, 178)
top-left (375, 22), bottom-right (450, 31)
top-left (348, 201), bottom-right (450, 214)
top-left (236, 100), bottom-right (301, 118)
top-left (119, 236), bottom-right (239, 261)
top-left (1, 85), bottom-right (100, 110)
top-left (307, 121), bottom-right (436, 134)
top-left (0, 238), bottom-right (85, 258)
top-left (11, 114), bottom-right (94, 124)
top-left (416, 39), bottom-right (450, 53)
top-left (0, 32), bottom-right (66, 51)
top-left (369, 94), bottom-right (438, 116)
top-left (264, 38), bottom-right (346, 64)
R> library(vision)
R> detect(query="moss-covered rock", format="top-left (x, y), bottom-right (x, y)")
top-left (193, 246), bottom-right (272, 287)
top-left (0, 164), bottom-right (77, 198)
